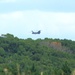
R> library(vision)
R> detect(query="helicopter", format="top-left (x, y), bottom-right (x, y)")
top-left (32, 30), bottom-right (41, 34)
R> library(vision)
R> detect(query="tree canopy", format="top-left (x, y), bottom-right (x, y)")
top-left (0, 34), bottom-right (75, 75)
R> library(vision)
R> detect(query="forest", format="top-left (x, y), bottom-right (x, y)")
top-left (0, 33), bottom-right (75, 75)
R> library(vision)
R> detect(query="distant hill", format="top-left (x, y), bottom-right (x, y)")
top-left (0, 33), bottom-right (75, 75)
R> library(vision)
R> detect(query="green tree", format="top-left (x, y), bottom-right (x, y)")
top-left (62, 62), bottom-right (71, 75)
top-left (0, 47), bottom-right (5, 57)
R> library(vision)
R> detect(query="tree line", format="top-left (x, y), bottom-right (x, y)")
top-left (0, 33), bottom-right (75, 75)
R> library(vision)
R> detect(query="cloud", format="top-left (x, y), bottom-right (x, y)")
top-left (0, 10), bottom-right (75, 40)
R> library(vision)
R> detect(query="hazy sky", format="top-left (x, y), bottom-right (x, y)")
top-left (0, 0), bottom-right (75, 40)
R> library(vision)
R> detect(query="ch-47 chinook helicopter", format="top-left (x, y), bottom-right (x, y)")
top-left (32, 30), bottom-right (41, 34)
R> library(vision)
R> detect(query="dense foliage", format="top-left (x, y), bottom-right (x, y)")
top-left (0, 33), bottom-right (75, 75)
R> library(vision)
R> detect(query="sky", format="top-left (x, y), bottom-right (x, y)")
top-left (0, 0), bottom-right (75, 40)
